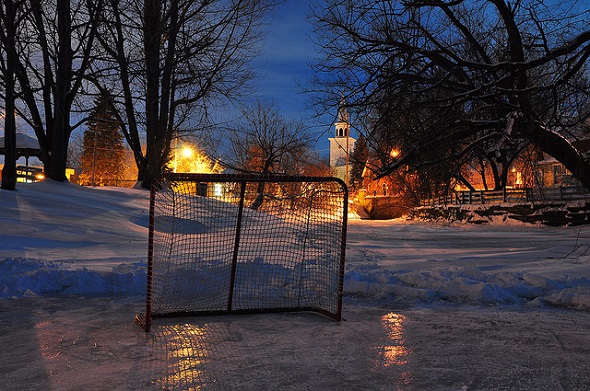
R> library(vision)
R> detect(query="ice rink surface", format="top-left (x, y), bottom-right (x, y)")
top-left (2, 295), bottom-right (590, 391)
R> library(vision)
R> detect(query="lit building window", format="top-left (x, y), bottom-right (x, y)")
top-left (213, 183), bottom-right (223, 197)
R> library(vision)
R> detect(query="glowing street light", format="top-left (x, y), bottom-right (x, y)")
top-left (173, 141), bottom-right (194, 173)
top-left (171, 141), bottom-right (222, 174)
top-left (181, 145), bottom-right (193, 159)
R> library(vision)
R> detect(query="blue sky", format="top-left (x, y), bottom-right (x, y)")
top-left (253, 0), bottom-right (314, 117)
top-left (251, 0), bottom-right (335, 155)
top-left (3, 0), bottom-right (332, 167)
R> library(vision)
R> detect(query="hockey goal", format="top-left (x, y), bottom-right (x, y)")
top-left (137, 173), bottom-right (348, 332)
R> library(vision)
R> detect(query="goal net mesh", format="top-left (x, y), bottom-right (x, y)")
top-left (139, 173), bottom-right (348, 331)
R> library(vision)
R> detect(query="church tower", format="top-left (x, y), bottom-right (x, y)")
top-left (329, 96), bottom-right (356, 185)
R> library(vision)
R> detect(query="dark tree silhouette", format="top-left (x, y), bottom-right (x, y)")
top-left (97, 0), bottom-right (276, 189)
top-left (2, 0), bottom-right (104, 182)
top-left (350, 133), bottom-right (368, 191)
top-left (0, 0), bottom-right (24, 190)
top-left (312, 0), bottom-right (590, 191)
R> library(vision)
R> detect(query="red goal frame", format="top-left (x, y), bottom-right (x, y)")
top-left (137, 173), bottom-right (348, 332)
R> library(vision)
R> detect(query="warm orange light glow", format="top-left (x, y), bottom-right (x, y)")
top-left (390, 149), bottom-right (400, 159)
top-left (154, 324), bottom-right (212, 390)
top-left (375, 312), bottom-right (414, 386)
top-left (172, 142), bottom-right (223, 174)
top-left (378, 313), bottom-right (412, 366)
top-left (181, 146), bottom-right (193, 158)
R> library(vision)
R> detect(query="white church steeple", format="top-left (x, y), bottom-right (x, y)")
top-left (334, 95), bottom-right (350, 137)
top-left (329, 96), bottom-right (356, 185)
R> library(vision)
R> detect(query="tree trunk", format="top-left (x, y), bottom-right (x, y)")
top-left (250, 182), bottom-right (266, 210)
top-left (141, 0), bottom-right (164, 190)
top-left (1, 0), bottom-right (18, 190)
top-left (44, 1), bottom-right (72, 182)
top-left (521, 121), bottom-right (590, 191)
top-left (478, 158), bottom-right (488, 191)
top-left (250, 159), bottom-right (275, 210)
top-left (45, 118), bottom-right (70, 182)
top-left (1, 98), bottom-right (17, 190)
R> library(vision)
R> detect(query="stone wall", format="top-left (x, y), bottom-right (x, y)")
top-left (356, 192), bottom-right (411, 219)
top-left (412, 202), bottom-right (590, 226)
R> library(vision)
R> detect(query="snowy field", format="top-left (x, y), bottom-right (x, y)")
top-left (2, 181), bottom-right (590, 390)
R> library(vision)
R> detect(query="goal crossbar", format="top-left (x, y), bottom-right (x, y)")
top-left (137, 173), bottom-right (348, 332)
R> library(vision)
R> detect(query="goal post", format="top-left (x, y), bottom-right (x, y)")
top-left (136, 173), bottom-right (348, 332)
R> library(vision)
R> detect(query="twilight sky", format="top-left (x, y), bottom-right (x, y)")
top-left (3, 0), bottom-right (334, 166)
top-left (251, 0), bottom-right (335, 155)
top-left (253, 0), bottom-right (313, 116)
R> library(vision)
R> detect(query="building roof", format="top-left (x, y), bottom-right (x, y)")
top-left (0, 132), bottom-right (43, 159)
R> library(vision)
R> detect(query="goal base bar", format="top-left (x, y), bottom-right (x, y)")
top-left (137, 307), bottom-right (342, 332)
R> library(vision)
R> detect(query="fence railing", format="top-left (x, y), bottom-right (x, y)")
top-left (527, 186), bottom-right (590, 202)
top-left (421, 186), bottom-right (590, 206)
top-left (80, 179), bottom-right (137, 188)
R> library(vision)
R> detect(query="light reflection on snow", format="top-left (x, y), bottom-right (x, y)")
top-left (376, 312), bottom-right (414, 387)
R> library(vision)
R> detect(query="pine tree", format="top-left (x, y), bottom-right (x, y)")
top-left (80, 91), bottom-right (126, 186)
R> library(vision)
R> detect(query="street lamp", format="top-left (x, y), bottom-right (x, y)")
top-left (173, 143), bottom-right (193, 173)
top-left (181, 145), bottom-right (193, 159)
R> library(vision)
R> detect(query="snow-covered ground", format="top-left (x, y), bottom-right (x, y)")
top-left (2, 180), bottom-right (590, 310)
top-left (2, 181), bottom-right (590, 390)
top-left (346, 219), bottom-right (590, 310)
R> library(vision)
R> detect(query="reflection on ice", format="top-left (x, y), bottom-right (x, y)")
top-left (150, 324), bottom-right (214, 390)
top-left (378, 313), bottom-right (412, 366)
top-left (375, 312), bottom-right (414, 387)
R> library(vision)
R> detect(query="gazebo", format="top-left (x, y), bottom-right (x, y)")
top-left (0, 132), bottom-right (43, 167)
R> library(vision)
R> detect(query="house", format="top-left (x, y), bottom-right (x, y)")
top-left (535, 139), bottom-right (590, 188)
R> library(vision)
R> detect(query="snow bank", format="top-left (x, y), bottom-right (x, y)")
top-left (3, 253), bottom-right (590, 312)
top-left (344, 266), bottom-right (590, 310)
top-left (0, 258), bottom-right (146, 299)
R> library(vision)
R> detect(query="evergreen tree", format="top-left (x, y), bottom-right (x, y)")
top-left (80, 91), bottom-right (125, 186)
top-left (350, 133), bottom-right (368, 190)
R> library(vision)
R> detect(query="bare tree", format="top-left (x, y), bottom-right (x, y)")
top-left (3, 0), bottom-right (104, 182)
top-left (226, 100), bottom-right (313, 174)
top-left (312, 0), bottom-right (590, 191)
top-left (96, 0), bottom-right (276, 189)
top-left (225, 100), bottom-right (314, 208)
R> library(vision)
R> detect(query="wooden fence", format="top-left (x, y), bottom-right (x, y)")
top-left (421, 186), bottom-right (590, 206)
